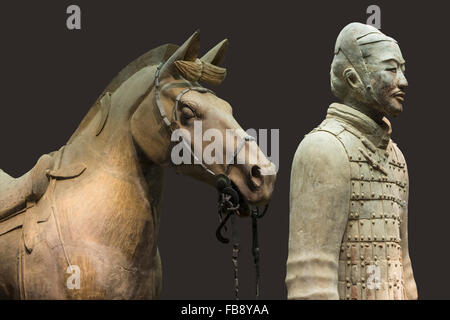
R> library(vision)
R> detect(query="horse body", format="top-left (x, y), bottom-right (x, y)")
top-left (0, 97), bottom-right (164, 299)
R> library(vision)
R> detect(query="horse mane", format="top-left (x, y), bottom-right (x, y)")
top-left (67, 43), bottom-right (179, 144)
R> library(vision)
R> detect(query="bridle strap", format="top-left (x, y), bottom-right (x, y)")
top-left (231, 214), bottom-right (240, 300)
top-left (251, 208), bottom-right (261, 299)
top-left (154, 63), bottom-right (171, 127)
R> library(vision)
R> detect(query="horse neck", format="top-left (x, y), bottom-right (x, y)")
top-left (63, 64), bottom-right (166, 198)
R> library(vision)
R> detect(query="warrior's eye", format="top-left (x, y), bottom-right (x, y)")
top-left (180, 104), bottom-right (195, 119)
top-left (386, 67), bottom-right (397, 73)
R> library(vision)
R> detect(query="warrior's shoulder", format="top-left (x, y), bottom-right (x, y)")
top-left (293, 119), bottom-right (350, 168)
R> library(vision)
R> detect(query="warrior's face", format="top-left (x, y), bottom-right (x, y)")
top-left (364, 41), bottom-right (408, 117)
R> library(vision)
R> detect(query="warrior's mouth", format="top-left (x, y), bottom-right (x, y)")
top-left (230, 180), bottom-right (251, 217)
top-left (392, 90), bottom-right (405, 102)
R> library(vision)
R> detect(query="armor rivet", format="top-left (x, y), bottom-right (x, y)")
top-left (361, 262), bottom-right (365, 267)
top-left (347, 261), bottom-right (351, 265)
top-left (367, 236), bottom-right (371, 240)
top-left (372, 213), bottom-right (376, 218)
top-left (360, 236), bottom-right (364, 240)
top-left (385, 220), bottom-right (388, 224)
top-left (387, 256), bottom-right (391, 260)
top-left (348, 236), bottom-right (351, 240)
top-left (355, 236), bottom-right (358, 240)
top-left (374, 236), bottom-right (377, 240)
top-left (372, 193), bottom-right (375, 197)
top-left (361, 244), bottom-right (364, 248)
top-left (346, 277), bottom-right (350, 282)
top-left (355, 213), bottom-right (359, 218)
top-left (360, 221), bottom-right (364, 226)
top-left (388, 263), bottom-right (391, 267)
top-left (374, 255), bottom-right (378, 261)
top-left (359, 163), bottom-right (362, 167)
top-left (362, 284), bottom-right (366, 289)
top-left (372, 221), bottom-right (375, 225)
top-left (360, 201), bottom-right (364, 206)
top-left (360, 255), bottom-right (364, 260)
top-left (350, 156), bottom-right (353, 160)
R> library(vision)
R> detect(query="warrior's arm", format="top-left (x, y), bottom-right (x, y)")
top-left (286, 131), bottom-right (350, 300)
top-left (400, 164), bottom-right (418, 299)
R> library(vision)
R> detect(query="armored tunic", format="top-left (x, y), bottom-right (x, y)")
top-left (286, 103), bottom-right (417, 300)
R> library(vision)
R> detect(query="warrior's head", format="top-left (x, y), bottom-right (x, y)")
top-left (330, 22), bottom-right (408, 119)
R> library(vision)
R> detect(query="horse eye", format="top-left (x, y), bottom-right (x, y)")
top-left (181, 105), bottom-right (195, 119)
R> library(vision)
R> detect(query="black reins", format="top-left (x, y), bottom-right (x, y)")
top-left (215, 174), bottom-right (268, 300)
top-left (154, 62), bottom-right (268, 299)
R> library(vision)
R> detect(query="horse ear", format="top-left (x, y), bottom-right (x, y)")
top-left (200, 39), bottom-right (228, 66)
top-left (160, 30), bottom-right (200, 77)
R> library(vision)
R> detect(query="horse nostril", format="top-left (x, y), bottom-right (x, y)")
top-left (250, 165), bottom-right (263, 189)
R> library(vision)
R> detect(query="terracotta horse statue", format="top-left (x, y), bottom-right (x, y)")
top-left (0, 31), bottom-right (276, 299)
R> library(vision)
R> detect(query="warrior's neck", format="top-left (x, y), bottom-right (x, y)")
top-left (342, 97), bottom-right (385, 125)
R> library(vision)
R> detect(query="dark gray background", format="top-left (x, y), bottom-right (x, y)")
top-left (0, 1), bottom-right (448, 299)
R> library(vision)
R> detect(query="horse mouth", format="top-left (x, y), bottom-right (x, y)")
top-left (230, 180), bottom-right (251, 217)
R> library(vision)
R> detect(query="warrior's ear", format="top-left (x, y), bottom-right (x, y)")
top-left (160, 30), bottom-right (200, 77)
top-left (200, 39), bottom-right (228, 66)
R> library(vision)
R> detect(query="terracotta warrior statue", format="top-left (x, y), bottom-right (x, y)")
top-left (286, 23), bottom-right (418, 300)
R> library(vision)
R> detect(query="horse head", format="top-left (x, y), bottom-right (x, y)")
top-left (130, 30), bottom-right (276, 216)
